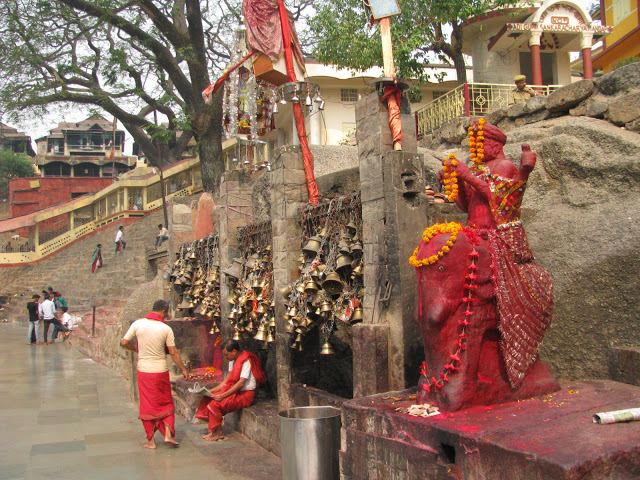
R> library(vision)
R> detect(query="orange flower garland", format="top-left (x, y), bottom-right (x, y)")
top-left (409, 222), bottom-right (463, 268)
top-left (468, 117), bottom-right (486, 164)
top-left (442, 153), bottom-right (459, 202)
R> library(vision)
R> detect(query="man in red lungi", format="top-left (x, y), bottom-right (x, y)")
top-left (121, 300), bottom-right (189, 449)
top-left (195, 339), bottom-right (266, 441)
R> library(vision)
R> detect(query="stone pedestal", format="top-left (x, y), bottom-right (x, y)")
top-left (269, 145), bottom-right (309, 411)
top-left (355, 92), bottom-right (428, 395)
top-left (340, 380), bottom-right (640, 480)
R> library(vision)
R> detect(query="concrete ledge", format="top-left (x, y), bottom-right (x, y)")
top-left (341, 380), bottom-right (640, 479)
top-left (225, 401), bottom-right (281, 457)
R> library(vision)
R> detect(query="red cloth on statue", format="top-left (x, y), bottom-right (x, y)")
top-left (137, 371), bottom-right (175, 440)
top-left (242, 0), bottom-right (305, 69)
top-left (194, 351), bottom-right (266, 432)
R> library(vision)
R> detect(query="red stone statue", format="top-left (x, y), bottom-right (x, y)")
top-left (411, 120), bottom-right (559, 411)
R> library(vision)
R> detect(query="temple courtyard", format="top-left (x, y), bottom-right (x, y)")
top-left (0, 322), bottom-right (281, 480)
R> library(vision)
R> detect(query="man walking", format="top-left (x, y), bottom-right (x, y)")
top-left (195, 340), bottom-right (266, 441)
top-left (115, 226), bottom-right (126, 254)
top-left (120, 300), bottom-right (189, 449)
top-left (26, 294), bottom-right (42, 345)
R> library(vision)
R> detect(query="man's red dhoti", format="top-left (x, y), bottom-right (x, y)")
top-left (195, 390), bottom-right (254, 432)
top-left (137, 371), bottom-right (175, 440)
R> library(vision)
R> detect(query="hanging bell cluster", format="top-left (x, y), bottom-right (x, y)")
top-left (226, 224), bottom-right (275, 345)
top-left (283, 193), bottom-right (364, 354)
top-left (275, 81), bottom-right (324, 111)
top-left (169, 235), bottom-right (222, 333)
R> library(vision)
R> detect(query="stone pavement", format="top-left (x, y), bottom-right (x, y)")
top-left (0, 322), bottom-right (282, 480)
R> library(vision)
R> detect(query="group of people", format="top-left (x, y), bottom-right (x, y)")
top-left (90, 224), bottom-right (170, 273)
top-left (121, 300), bottom-right (265, 448)
top-left (26, 287), bottom-right (73, 345)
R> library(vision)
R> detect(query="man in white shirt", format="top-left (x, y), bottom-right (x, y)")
top-left (38, 294), bottom-right (57, 345)
top-left (114, 226), bottom-right (126, 254)
top-left (121, 300), bottom-right (189, 449)
top-left (155, 224), bottom-right (169, 247)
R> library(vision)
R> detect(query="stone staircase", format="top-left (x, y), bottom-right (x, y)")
top-left (0, 209), bottom-right (164, 323)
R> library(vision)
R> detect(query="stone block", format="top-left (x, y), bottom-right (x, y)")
top-left (606, 92), bottom-right (640, 125)
top-left (546, 79), bottom-right (595, 112)
top-left (484, 108), bottom-right (507, 126)
top-left (282, 151), bottom-right (303, 170)
top-left (595, 62), bottom-right (640, 95)
top-left (587, 101), bottom-right (609, 118)
top-left (436, 116), bottom-right (473, 144)
top-left (611, 346), bottom-right (640, 386)
top-left (352, 324), bottom-right (390, 397)
top-left (507, 102), bottom-right (526, 118)
top-left (524, 94), bottom-right (547, 114)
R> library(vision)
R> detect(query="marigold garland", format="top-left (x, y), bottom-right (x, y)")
top-left (408, 222), bottom-right (463, 268)
top-left (469, 117), bottom-right (486, 164)
top-left (442, 153), bottom-right (459, 202)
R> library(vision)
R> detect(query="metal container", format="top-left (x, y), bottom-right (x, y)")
top-left (279, 406), bottom-right (341, 480)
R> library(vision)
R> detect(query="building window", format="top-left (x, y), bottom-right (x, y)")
top-left (341, 88), bottom-right (359, 102)
top-left (612, 0), bottom-right (631, 24)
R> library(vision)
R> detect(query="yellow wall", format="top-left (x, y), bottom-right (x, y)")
top-left (595, 0), bottom-right (639, 71)
top-left (604, 0), bottom-right (639, 44)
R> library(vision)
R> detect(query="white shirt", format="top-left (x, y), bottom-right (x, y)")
top-left (123, 318), bottom-right (176, 373)
top-left (229, 358), bottom-right (257, 391)
top-left (60, 312), bottom-right (71, 327)
top-left (39, 299), bottom-right (56, 320)
top-left (157, 227), bottom-right (169, 237)
top-left (115, 230), bottom-right (124, 242)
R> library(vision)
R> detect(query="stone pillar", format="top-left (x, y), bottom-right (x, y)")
top-left (215, 173), bottom-right (254, 344)
top-left (529, 30), bottom-right (543, 87)
top-left (309, 105), bottom-right (323, 145)
top-left (581, 32), bottom-right (594, 80)
top-left (269, 145), bottom-right (309, 410)
top-left (353, 91), bottom-right (426, 397)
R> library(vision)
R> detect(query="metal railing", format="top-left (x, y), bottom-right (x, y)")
top-left (415, 83), bottom-right (563, 137)
top-left (0, 158), bottom-right (203, 265)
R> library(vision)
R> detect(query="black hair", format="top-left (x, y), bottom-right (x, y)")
top-left (158, 224), bottom-right (163, 228)
top-left (32, 294), bottom-right (40, 300)
top-left (47, 286), bottom-right (54, 293)
top-left (223, 339), bottom-right (240, 352)
top-left (119, 226), bottom-right (124, 230)
top-left (61, 307), bottom-right (68, 312)
top-left (152, 299), bottom-right (169, 312)
top-left (97, 243), bottom-right (102, 247)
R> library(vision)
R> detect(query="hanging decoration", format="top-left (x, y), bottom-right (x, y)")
top-left (281, 193), bottom-right (363, 354)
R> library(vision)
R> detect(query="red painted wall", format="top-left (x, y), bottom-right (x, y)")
top-left (9, 177), bottom-right (113, 218)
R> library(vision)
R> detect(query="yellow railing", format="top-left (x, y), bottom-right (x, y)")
top-left (415, 83), bottom-right (563, 137)
top-left (0, 157), bottom-right (203, 265)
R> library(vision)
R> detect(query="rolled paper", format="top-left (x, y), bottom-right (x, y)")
top-left (593, 408), bottom-right (640, 424)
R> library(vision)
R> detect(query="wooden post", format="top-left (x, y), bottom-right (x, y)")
top-left (379, 18), bottom-right (396, 78)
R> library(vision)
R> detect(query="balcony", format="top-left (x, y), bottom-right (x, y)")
top-left (415, 83), bottom-right (563, 137)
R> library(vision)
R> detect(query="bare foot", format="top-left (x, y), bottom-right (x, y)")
top-left (202, 433), bottom-right (224, 441)
top-left (164, 437), bottom-right (179, 446)
top-left (143, 439), bottom-right (156, 449)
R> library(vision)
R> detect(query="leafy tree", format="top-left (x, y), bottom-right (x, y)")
top-left (309, 0), bottom-right (524, 85)
top-left (0, 151), bottom-right (34, 193)
top-left (0, 0), bottom-right (285, 193)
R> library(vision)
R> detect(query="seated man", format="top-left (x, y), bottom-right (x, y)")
top-left (155, 224), bottom-right (169, 247)
top-left (195, 340), bottom-right (266, 441)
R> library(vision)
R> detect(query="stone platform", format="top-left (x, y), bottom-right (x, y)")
top-left (340, 380), bottom-right (640, 480)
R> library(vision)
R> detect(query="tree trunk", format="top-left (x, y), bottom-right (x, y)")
top-left (453, 52), bottom-right (467, 85)
top-left (198, 88), bottom-right (224, 194)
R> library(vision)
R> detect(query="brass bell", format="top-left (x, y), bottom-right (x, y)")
top-left (303, 280), bottom-right (319, 295)
top-left (232, 329), bottom-right (241, 341)
top-left (345, 220), bottom-right (357, 237)
top-left (252, 276), bottom-right (261, 290)
top-left (318, 226), bottom-right (329, 238)
top-left (227, 292), bottom-right (238, 304)
top-left (173, 277), bottom-right (182, 286)
top-left (336, 254), bottom-right (353, 275)
top-left (295, 333), bottom-right (302, 343)
top-left (188, 250), bottom-right (197, 260)
top-left (287, 306), bottom-right (298, 317)
top-left (245, 253), bottom-right (259, 270)
top-left (302, 236), bottom-right (322, 256)
top-left (352, 262), bottom-right (363, 277)
top-left (320, 300), bottom-right (333, 313)
top-left (279, 284), bottom-right (292, 299)
top-left (254, 324), bottom-right (268, 342)
top-left (338, 241), bottom-right (351, 255)
top-left (322, 271), bottom-right (344, 295)
top-left (223, 258), bottom-right (243, 279)
top-left (269, 316), bottom-right (276, 328)
top-left (178, 296), bottom-right (193, 310)
top-left (184, 263), bottom-right (194, 273)
top-left (320, 341), bottom-right (335, 355)
top-left (256, 303), bottom-right (267, 314)
top-left (267, 330), bottom-right (275, 343)
top-left (228, 309), bottom-right (237, 320)
top-left (351, 241), bottom-right (363, 256)
top-left (351, 307), bottom-right (364, 323)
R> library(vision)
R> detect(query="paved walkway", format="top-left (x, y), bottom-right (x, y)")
top-left (0, 322), bottom-right (282, 480)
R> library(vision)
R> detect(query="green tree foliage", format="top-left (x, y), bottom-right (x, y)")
top-left (310, 0), bottom-right (525, 85)
top-left (0, 0), bottom-right (264, 193)
top-left (0, 151), bottom-right (34, 193)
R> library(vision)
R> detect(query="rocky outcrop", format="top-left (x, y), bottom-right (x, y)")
top-left (422, 63), bottom-right (640, 150)
top-left (420, 114), bottom-right (640, 381)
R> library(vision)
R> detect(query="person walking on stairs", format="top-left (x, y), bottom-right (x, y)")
top-left (120, 300), bottom-right (189, 449)
top-left (26, 294), bottom-right (42, 345)
top-left (91, 244), bottom-right (103, 272)
top-left (115, 226), bottom-right (126, 254)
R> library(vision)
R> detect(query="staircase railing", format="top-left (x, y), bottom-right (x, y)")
top-left (0, 157), bottom-right (202, 265)
top-left (415, 82), bottom-right (563, 137)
